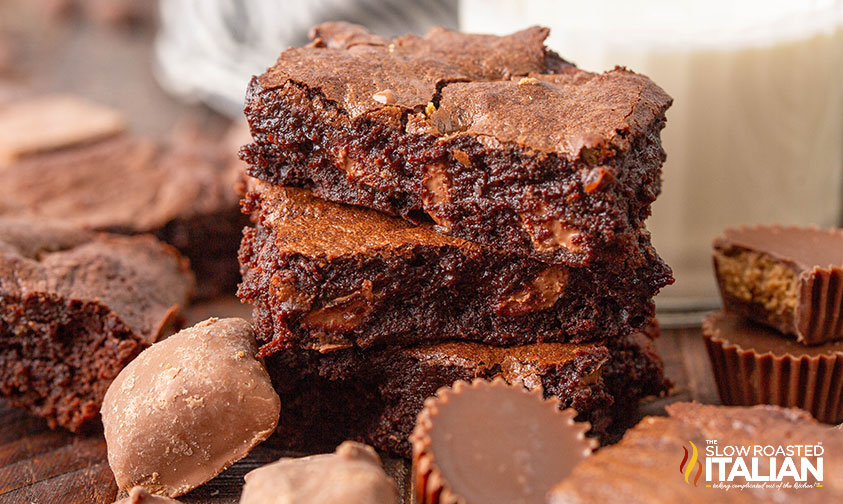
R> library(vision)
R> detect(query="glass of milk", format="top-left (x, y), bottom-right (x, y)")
top-left (461, 0), bottom-right (843, 323)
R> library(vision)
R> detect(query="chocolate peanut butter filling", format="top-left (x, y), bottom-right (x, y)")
top-left (714, 225), bottom-right (843, 344)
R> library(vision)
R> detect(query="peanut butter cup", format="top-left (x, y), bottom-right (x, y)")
top-left (703, 311), bottom-right (843, 423)
top-left (713, 225), bottom-right (843, 345)
top-left (411, 378), bottom-right (594, 504)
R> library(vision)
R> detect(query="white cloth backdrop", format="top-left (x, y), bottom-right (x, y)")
top-left (154, 0), bottom-right (457, 117)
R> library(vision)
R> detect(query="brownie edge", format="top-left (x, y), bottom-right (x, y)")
top-left (265, 331), bottom-right (666, 458)
top-left (0, 219), bottom-right (194, 431)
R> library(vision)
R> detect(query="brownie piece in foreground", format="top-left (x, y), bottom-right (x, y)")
top-left (265, 332), bottom-right (667, 458)
top-left (703, 311), bottom-right (843, 423)
top-left (714, 225), bottom-right (843, 345)
top-left (549, 402), bottom-right (842, 503)
top-left (243, 23), bottom-right (671, 266)
top-left (0, 219), bottom-right (194, 431)
top-left (239, 182), bottom-right (671, 353)
top-left (0, 134), bottom-right (247, 298)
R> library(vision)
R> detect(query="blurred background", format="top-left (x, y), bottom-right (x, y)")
top-left (2, 0), bottom-right (842, 324)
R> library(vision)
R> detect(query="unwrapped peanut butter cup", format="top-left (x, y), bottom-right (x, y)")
top-left (703, 311), bottom-right (843, 423)
top-left (411, 378), bottom-right (595, 504)
top-left (713, 225), bottom-right (843, 345)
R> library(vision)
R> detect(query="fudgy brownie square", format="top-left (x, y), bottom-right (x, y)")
top-left (0, 218), bottom-right (194, 431)
top-left (265, 331), bottom-right (667, 458)
top-left (0, 132), bottom-right (248, 299)
top-left (242, 22), bottom-right (671, 266)
top-left (238, 181), bottom-right (671, 354)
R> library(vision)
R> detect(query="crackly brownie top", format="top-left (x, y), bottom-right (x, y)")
top-left (0, 218), bottom-right (194, 339)
top-left (254, 22), bottom-right (671, 159)
top-left (249, 179), bottom-right (478, 258)
top-left (0, 135), bottom-right (240, 233)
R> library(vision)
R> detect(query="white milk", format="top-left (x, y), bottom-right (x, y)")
top-left (460, 1), bottom-right (843, 312)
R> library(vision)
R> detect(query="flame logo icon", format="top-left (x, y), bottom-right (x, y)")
top-left (679, 441), bottom-right (703, 486)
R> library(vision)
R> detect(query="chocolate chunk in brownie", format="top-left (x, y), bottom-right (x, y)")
top-left (243, 23), bottom-right (671, 266)
top-left (0, 218), bottom-right (194, 431)
top-left (238, 181), bottom-right (670, 353)
top-left (549, 402), bottom-right (842, 503)
top-left (0, 133), bottom-right (248, 298)
top-left (264, 331), bottom-right (667, 458)
top-left (714, 225), bottom-right (843, 345)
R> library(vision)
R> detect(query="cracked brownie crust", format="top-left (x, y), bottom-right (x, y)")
top-left (0, 136), bottom-right (248, 298)
top-left (0, 219), bottom-right (194, 431)
top-left (238, 182), bottom-right (671, 353)
top-left (265, 331), bottom-right (666, 458)
top-left (243, 22), bottom-right (671, 265)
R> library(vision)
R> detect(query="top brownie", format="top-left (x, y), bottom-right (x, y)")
top-left (243, 22), bottom-right (672, 265)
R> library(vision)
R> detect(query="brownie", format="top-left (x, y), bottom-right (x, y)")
top-left (549, 402), bottom-right (841, 503)
top-left (0, 134), bottom-right (248, 298)
top-left (242, 22), bottom-right (672, 266)
top-left (714, 225), bottom-right (843, 345)
top-left (265, 332), bottom-right (667, 458)
top-left (238, 181), bottom-right (671, 353)
top-left (0, 218), bottom-right (194, 431)
top-left (0, 95), bottom-right (125, 164)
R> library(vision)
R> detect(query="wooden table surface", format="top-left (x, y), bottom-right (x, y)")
top-left (0, 4), bottom-right (724, 502)
top-left (0, 294), bottom-right (719, 504)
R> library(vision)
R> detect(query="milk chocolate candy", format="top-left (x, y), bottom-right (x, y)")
top-left (113, 487), bottom-right (182, 504)
top-left (713, 225), bottom-right (843, 344)
top-left (411, 378), bottom-right (594, 504)
top-left (703, 311), bottom-right (843, 423)
top-left (239, 441), bottom-right (399, 504)
top-left (102, 318), bottom-right (281, 497)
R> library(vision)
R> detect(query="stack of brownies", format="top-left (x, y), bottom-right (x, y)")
top-left (237, 22), bottom-right (674, 457)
